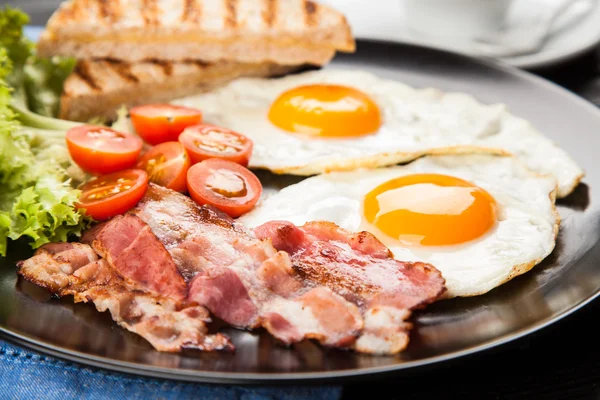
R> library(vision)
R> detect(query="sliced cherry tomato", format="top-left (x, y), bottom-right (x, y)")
top-left (136, 141), bottom-right (190, 192)
top-left (76, 169), bottom-right (149, 221)
top-left (66, 125), bottom-right (143, 175)
top-left (186, 158), bottom-right (262, 218)
top-left (130, 104), bottom-right (203, 145)
top-left (178, 124), bottom-right (253, 166)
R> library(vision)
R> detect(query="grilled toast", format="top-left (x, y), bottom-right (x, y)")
top-left (60, 59), bottom-right (300, 122)
top-left (38, 0), bottom-right (355, 66)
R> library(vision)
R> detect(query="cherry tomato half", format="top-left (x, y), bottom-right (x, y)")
top-left (186, 158), bottom-right (262, 218)
top-left (76, 169), bottom-right (149, 221)
top-left (178, 124), bottom-right (253, 166)
top-left (136, 141), bottom-right (190, 192)
top-left (66, 125), bottom-right (143, 175)
top-left (130, 104), bottom-right (203, 145)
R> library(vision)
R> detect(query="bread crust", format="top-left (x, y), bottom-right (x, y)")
top-left (39, 37), bottom-right (339, 65)
top-left (38, 0), bottom-right (355, 65)
top-left (60, 60), bottom-right (301, 122)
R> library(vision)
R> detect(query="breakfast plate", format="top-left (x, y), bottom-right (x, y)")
top-left (2, 36), bottom-right (600, 383)
top-left (320, 0), bottom-right (600, 69)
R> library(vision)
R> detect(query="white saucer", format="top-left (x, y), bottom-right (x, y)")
top-left (321, 0), bottom-right (600, 69)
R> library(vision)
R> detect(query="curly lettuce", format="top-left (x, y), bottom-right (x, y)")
top-left (0, 8), bottom-right (92, 257)
top-left (0, 96), bottom-right (92, 255)
top-left (1, 6), bottom-right (75, 119)
top-left (0, 5), bottom-right (31, 91)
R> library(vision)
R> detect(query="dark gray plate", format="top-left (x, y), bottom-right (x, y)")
top-left (1, 40), bottom-right (600, 384)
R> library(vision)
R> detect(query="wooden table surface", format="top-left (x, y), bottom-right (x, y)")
top-left (7, 1), bottom-right (600, 399)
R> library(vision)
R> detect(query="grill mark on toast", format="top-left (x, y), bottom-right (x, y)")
top-left (74, 61), bottom-right (101, 91)
top-left (305, 0), bottom-right (318, 26)
top-left (185, 60), bottom-right (211, 69)
top-left (183, 0), bottom-right (202, 23)
top-left (98, 0), bottom-right (119, 22)
top-left (142, 0), bottom-right (159, 25)
top-left (263, 0), bottom-right (277, 28)
top-left (225, 0), bottom-right (238, 28)
top-left (58, 2), bottom-right (79, 23)
top-left (61, 0), bottom-right (92, 23)
top-left (104, 59), bottom-right (140, 83)
top-left (150, 60), bottom-right (173, 76)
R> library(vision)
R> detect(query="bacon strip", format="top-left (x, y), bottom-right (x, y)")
top-left (254, 220), bottom-right (447, 354)
top-left (134, 184), bottom-right (363, 349)
top-left (133, 184), bottom-right (446, 354)
top-left (17, 233), bottom-right (232, 353)
top-left (17, 184), bottom-right (446, 355)
top-left (91, 214), bottom-right (187, 302)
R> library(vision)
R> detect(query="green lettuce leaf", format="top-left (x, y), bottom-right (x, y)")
top-left (1, 6), bottom-right (75, 118)
top-left (24, 56), bottom-right (76, 117)
top-left (5, 175), bottom-right (91, 249)
top-left (111, 105), bottom-right (137, 135)
top-left (0, 40), bottom-right (91, 256)
top-left (0, 122), bottom-right (93, 256)
top-left (0, 6), bottom-right (31, 91)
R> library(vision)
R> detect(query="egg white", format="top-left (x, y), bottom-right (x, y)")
top-left (239, 154), bottom-right (559, 298)
top-left (174, 69), bottom-right (582, 198)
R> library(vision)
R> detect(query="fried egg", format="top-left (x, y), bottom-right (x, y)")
top-left (239, 154), bottom-right (559, 298)
top-left (174, 69), bottom-right (583, 198)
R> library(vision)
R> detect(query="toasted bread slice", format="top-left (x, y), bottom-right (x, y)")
top-left (60, 59), bottom-right (299, 122)
top-left (38, 0), bottom-right (355, 65)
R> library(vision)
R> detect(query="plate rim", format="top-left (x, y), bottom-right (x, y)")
top-left (3, 37), bottom-right (600, 383)
top-left (2, 288), bottom-right (599, 384)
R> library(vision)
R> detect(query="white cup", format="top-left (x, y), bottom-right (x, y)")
top-left (402, 0), bottom-right (515, 39)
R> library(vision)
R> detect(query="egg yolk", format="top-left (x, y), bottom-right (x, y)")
top-left (363, 174), bottom-right (497, 246)
top-left (267, 84), bottom-right (382, 137)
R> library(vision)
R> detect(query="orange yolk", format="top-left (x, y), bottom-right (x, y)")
top-left (363, 174), bottom-right (497, 246)
top-left (267, 84), bottom-right (382, 137)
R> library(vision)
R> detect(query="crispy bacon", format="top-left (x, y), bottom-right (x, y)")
top-left (259, 219), bottom-right (392, 259)
top-left (17, 229), bottom-right (232, 353)
top-left (188, 267), bottom-right (258, 327)
top-left (91, 214), bottom-right (187, 302)
top-left (255, 220), bottom-right (447, 354)
top-left (134, 185), bottom-right (445, 353)
top-left (134, 184), bottom-right (363, 348)
top-left (18, 184), bottom-right (446, 355)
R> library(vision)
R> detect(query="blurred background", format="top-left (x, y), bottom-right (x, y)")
top-left (4, 0), bottom-right (58, 25)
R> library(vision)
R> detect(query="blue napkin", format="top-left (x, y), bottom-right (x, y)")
top-left (0, 339), bottom-right (342, 400)
top-left (0, 25), bottom-right (342, 400)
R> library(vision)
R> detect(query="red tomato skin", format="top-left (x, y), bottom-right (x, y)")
top-left (186, 159), bottom-right (262, 218)
top-left (136, 141), bottom-right (190, 192)
top-left (76, 169), bottom-right (149, 221)
top-left (178, 124), bottom-right (253, 166)
top-left (130, 104), bottom-right (203, 145)
top-left (66, 125), bottom-right (143, 175)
